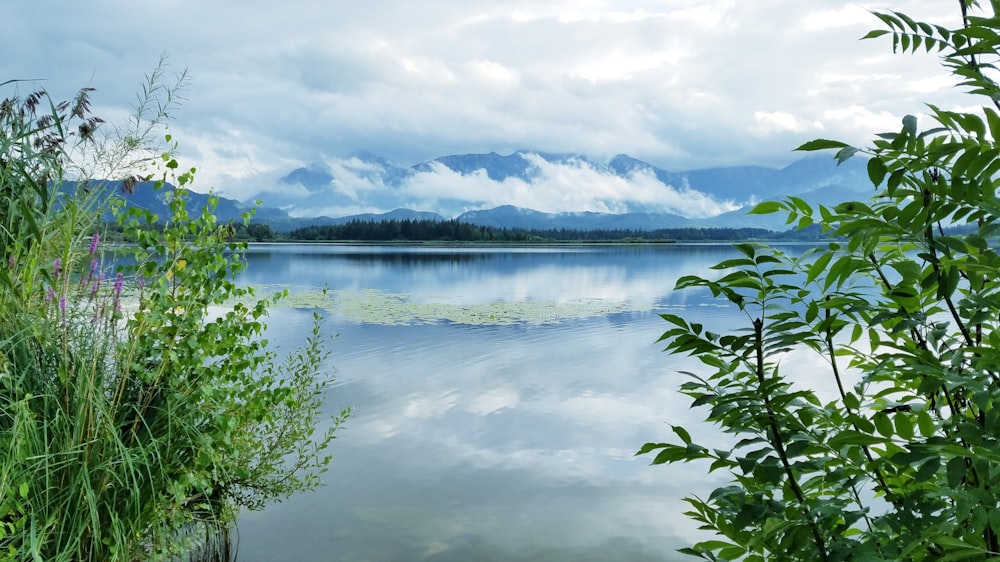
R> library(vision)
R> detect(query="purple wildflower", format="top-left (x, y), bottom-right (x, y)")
top-left (7, 254), bottom-right (14, 269)
top-left (45, 287), bottom-right (55, 302)
top-left (59, 297), bottom-right (66, 312)
top-left (138, 277), bottom-right (145, 289)
top-left (114, 273), bottom-right (124, 295)
top-left (53, 258), bottom-right (61, 279)
top-left (89, 233), bottom-right (100, 254)
top-left (82, 259), bottom-right (97, 287)
top-left (90, 272), bottom-right (103, 298)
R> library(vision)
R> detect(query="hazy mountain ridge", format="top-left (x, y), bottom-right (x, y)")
top-left (68, 151), bottom-right (873, 233)
top-left (260, 151), bottom-right (871, 231)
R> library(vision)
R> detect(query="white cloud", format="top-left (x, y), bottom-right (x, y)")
top-left (468, 59), bottom-right (520, 85)
top-left (0, 0), bottom-right (976, 199)
top-left (801, 5), bottom-right (871, 31)
top-left (392, 153), bottom-right (738, 217)
top-left (573, 48), bottom-right (687, 82)
top-left (908, 75), bottom-right (958, 94)
top-left (288, 204), bottom-right (384, 218)
top-left (821, 104), bottom-right (902, 133)
top-left (752, 110), bottom-right (821, 135)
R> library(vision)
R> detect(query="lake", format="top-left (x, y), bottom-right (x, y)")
top-left (229, 243), bottom-right (795, 561)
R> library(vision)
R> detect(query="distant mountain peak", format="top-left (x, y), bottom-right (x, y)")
top-left (279, 166), bottom-right (333, 191)
top-left (608, 153), bottom-right (657, 175)
top-left (418, 151), bottom-right (535, 182)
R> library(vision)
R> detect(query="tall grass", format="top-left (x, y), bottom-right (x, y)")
top-left (0, 70), bottom-right (347, 561)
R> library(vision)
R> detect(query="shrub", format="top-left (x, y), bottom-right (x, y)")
top-left (0, 69), bottom-right (347, 561)
top-left (641, 4), bottom-right (1000, 560)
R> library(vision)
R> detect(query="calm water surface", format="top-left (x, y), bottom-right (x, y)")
top-left (230, 244), bottom-right (806, 561)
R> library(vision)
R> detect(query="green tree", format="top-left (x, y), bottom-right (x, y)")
top-left (640, 3), bottom-right (1000, 560)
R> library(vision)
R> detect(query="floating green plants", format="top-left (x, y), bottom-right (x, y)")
top-left (234, 286), bottom-right (642, 326)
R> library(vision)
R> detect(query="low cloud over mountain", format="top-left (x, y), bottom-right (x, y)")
top-left (250, 150), bottom-right (870, 225)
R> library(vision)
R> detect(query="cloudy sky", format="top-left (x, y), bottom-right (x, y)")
top-left (1, 1), bottom-right (972, 209)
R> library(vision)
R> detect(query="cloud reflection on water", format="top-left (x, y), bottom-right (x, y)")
top-left (234, 245), bottom-right (780, 561)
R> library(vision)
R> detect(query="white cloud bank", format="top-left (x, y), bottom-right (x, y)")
top-left (0, 1), bottom-right (969, 202)
top-left (281, 152), bottom-right (740, 219)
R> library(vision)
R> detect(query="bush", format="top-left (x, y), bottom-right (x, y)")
top-left (641, 4), bottom-right (1000, 560)
top-left (0, 70), bottom-right (347, 560)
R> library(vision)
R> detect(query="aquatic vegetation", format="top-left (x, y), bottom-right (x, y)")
top-left (228, 286), bottom-right (643, 325)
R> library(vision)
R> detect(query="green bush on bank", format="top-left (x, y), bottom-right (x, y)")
top-left (641, 3), bottom-right (1000, 560)
top-left (0, 72), bottom-right (347, 560)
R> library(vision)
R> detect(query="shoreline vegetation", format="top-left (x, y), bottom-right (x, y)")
top-left (1, 65), bottom-right (347, 561)
top-left (639, 4), bottom-right (1000, 560)
top-left (104, 214), bottom-right (980, 246)
top-left (101, 217), bottom-right (832, 244)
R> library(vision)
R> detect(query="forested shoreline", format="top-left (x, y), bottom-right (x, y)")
top-left (221, 218), bottom-right (828, 243)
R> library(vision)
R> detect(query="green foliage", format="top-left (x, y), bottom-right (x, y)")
top-left (641, 4), bottom-right (1000, 561)
top-left (0, 71), bottom-right (347, 560)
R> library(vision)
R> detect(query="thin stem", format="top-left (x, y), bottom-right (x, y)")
top-left (959, 0), bottom-right (1000, 112)
top-left (867, 252), bottom-right (963, 419)
top-left (753, 317), bottom-right (830, 561)
top-left (824, 305), bottom-right (893, 507)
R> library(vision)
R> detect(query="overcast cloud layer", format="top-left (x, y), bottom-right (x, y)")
top-left (1, 2), bottom-right (969, 203)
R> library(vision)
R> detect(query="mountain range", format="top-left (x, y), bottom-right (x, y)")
top-left (95, 151), bottom-right (874, 232)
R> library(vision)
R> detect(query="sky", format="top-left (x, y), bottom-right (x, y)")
top-left (0, 1), bottom-right (974, 211)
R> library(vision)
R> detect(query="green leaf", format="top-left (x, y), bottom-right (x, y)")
top-left (673, 425), bottom-right (693, 445)
top-left (843, 392), bottom-right (860, 411)
top-left (796, 139), bottom-right (851, 151)
top-left (651, 444), bottom-right (688, 465)
top-left (835, 146), bottom-right (859, 164)
top-left (887, 168), bottom-right (906, 193)
top-left (787, 195), bottom-right (812, 215)
top-left (914, 457), bottom-right (941, 482)
top-left (635, 442), bottom-right (668, 456)
top-left (806, 251), bottom-right (833, 285)
top-left (902, 114), bottom-right (918, 137)
top-left (988, 509), bottom-right (1000, 539)
top-left (867, 157), bottom-right (887, 187)
top-left (748, 200), bottom-right (783, 215)
top-left (861, 29), bottom-right (891, 40)
top-left (947, 456), bottom-right (967, 487)
top-left (932, 536), bottom-right (986, 560)
top-left (894, 413), bottom-right (914, 440)
top-left (985, 107), bottom-right (1000, 142)
top-left (874, 412), bottom-right (894, 438)
top-left (828, 430), bottom-right (886, 449)
top-left (916, 410), bottom-right (936, 438)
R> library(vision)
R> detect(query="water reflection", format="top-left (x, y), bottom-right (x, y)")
top-left (233, 244), bottom-right (774, 561)
top-left (240, 244), bottom-right (748, 314)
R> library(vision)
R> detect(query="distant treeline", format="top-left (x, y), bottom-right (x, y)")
top-left (235, 218), bottom-right (831, 242)
top-left (289, 219), bottom-right (528, 241)
top-left (103, 217), bottom-right (831, 243)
